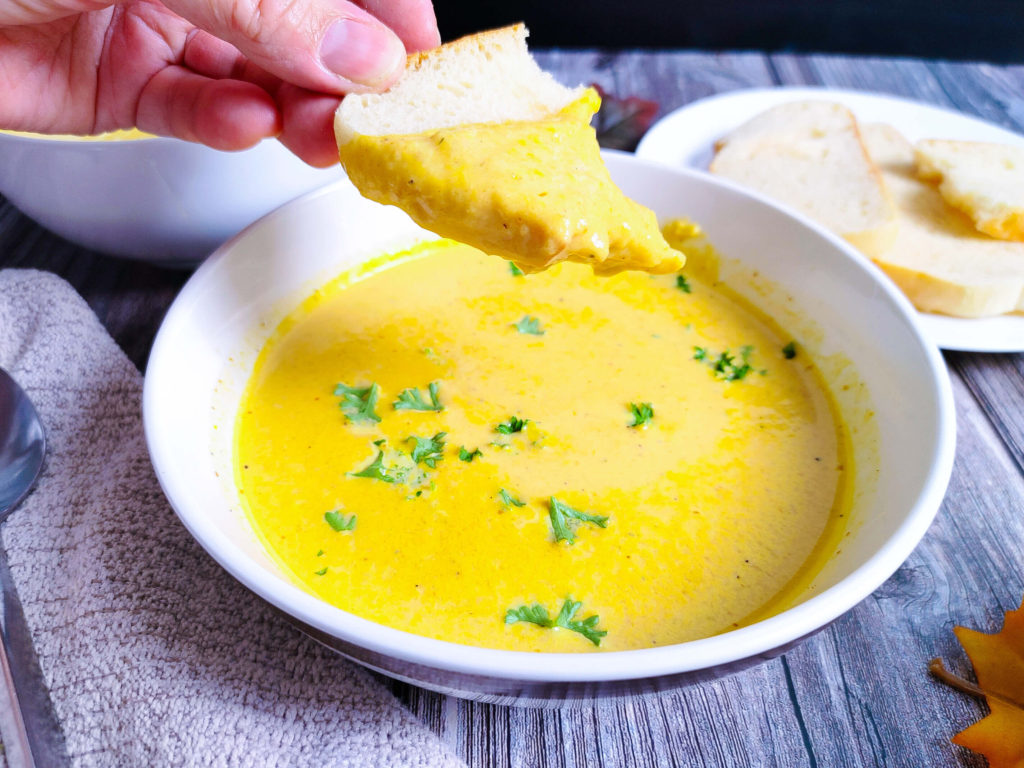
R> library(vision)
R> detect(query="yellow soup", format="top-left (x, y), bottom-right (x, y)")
top-left (1, 128), bottom-right (153, 141)
top-left (235, 240), bottom-right (850, 652)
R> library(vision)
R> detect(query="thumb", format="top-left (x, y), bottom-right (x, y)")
top-left (160, 0), bottom-right (407, 94)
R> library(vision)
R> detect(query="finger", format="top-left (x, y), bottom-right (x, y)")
top-left (352, 0), bottom-right (439, 52)
top-left (0, 0), bottom-right (110, 26)
top-left (160, 0), bottom-right (406, 96)
top-left (181, 28), bottom-right (278, 92)
top-left (182, 31), bottom-right (340, 168)
top-left (137, 65), bottom-right (281, 150)
top-left (275, 84), bottom-right (340, 167)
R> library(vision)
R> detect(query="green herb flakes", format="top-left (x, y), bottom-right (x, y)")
top-left (509, 262), bottom-right (525, 277)
top-left (782, 341), bottom-right (797, 359)
top-left (324, 510), bottom-right (357, 532)
top-left (458, 446), bottom-right (483, 462)
top-left (314, 567), bottom-right (328, 576)
top-left (504, 598), bottom-right (607, 646)
top-left (628, 402), bottom-right (654, 428)
top-left (393, 381), bottom-right (443, 412)
top-left (693, 345), bottom-right (763, 381)
top-left (498, 489), bottom-right (527, 508)
top-left (407, 432), bottom-right (446, 468)
top-left (334, 382), bottom-right (381, 423)
top-left (675, 275), bottom-right (692, 293)
top-left (349, 450), bottom-right (406, 484)
top-left (548, 496), bottom-right (608, 544)
top-left (496, 416), bottom-right (529, 434)
top-left (513, 315), bottom-right (544, 335)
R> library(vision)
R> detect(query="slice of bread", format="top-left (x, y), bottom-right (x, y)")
top-left (710, 101), bottom-right (897, 257)
top-left (862, 124), bottom-right (1024, 317)
top-left (336, 25), bottom-right (583, 144)
top-left (334, 25), bottom-right (684, 275)
top-left (915, 139), bottom-right (1024, 241)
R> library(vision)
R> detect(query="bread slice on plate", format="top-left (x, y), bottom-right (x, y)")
top-left (710, 101), bottom-right (897, 257)
top-left (862, 124), bottom-right (1024, 318)
top-left (915, 139), bottom-right (1024, 241)
top-left (334, 24), bottom-right (684, 275)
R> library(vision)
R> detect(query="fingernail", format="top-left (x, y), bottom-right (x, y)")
top-left (320, 18), bottom-right (405, 87)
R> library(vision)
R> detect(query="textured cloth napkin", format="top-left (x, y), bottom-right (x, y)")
top-left (0, 269), bottom-right (464, 768)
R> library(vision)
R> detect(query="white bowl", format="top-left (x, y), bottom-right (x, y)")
top-left (144, 152), bottom-right (955, 703)
top-left (0, 132), bottom-right (343, 264)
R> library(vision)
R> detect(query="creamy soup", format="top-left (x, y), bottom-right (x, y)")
top-left (235, 239), bottom-right (850, 652)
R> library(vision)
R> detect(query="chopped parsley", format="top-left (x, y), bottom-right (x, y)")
top-left (324, 510), bottom-right (357, 531)
top-left (314, 567), bottom-right (328, 576)
top-left (498, 489), bottom-right (527, 508)
top-left (393, 381), bottom-right (443, 412)
top-left (548, 496), bottom-right (609, 544)
top-left (513, 315), bottom-right (544, 335)
top-left (458, 446), bottom-right (483, 462)
top-left (509, 262), bottom-right (525, 277)
top-left (495, 416), bottom-right (529, 434)
top-left (334, 382), bottom-right (381, 423)
top-left (349, 450), bottom-right (406, 483)
top-left (782, 341), bottom-right (797, 359)
top-left (406, 432), bottom-right (446, 468)
top-left (675, 275), bottom-right (692, 293)
top-left (504, 598), bottom-right (607, 646)
top-left (628, 402), bottom-right (654, 428)
top-left (693, 345), bottom-right (763, 381)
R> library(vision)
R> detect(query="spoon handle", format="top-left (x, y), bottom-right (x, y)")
top-left (0, 624), bottom-right (33, 768)
top-left (0, 550), bottom-right (68, 767)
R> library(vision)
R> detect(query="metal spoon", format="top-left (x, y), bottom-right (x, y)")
top-left (0, 367), bottom-right (67, 767)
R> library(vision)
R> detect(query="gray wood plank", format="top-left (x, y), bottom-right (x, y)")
top-left (948, 352), bottom-right (1024, 474)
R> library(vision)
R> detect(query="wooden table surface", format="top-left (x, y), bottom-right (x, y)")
top-left (2, 50), bottom-right (1023, 767)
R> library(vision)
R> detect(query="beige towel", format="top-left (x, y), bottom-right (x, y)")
top-left (0, 269), bottom-right (464, 768)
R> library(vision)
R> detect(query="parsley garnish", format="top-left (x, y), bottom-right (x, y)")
top-left (548, 496), bottom-right (609, 544)
top-left (509, 262), bottom-right (525, 277)
top-left (498, 489), bottom-right (527, 508)
top-left (513, 315), bottom-right (544, 335)
top-left (628, 402), bottom-right (654, 428)
top-left (349, 450), bottom-right (406, 483)
top-left (693, 345), bottom-right (762, 381)
top-left (458, 446), bottom-right (483, 462)
top-left (782, 341), bottom-right (797, 359)
top-left (504, 598), bottom-right (607, 646)
top-left (496, 416), bottom-right (529, 434)
top-left (324, 510), bottom-right (356, 531)
top-left (393, 381), bottom-right (443, 412)
top-left (406, 432), bottom-right (446, 468)
top-left (314, 567), bottom-right (328, 576)
top-left (675, 275), bottom-right (692, 293)
top-left (334, 382), bottom-right (381, 423)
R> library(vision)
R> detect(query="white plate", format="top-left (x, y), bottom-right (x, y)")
top-left (636, 87), bottom-right (1024, 353)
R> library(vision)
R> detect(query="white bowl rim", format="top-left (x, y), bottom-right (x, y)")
top-left (144, 157), bottom-right (956, 684)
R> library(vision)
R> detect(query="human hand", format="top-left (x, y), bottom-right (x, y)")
top-left (0, 0), bottom-right (438, 166)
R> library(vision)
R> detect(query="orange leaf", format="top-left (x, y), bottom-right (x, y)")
top-left (949, 599), bottom-right (1024, 767)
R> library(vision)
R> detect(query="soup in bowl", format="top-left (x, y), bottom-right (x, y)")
top-left (143, 153), bottom-right (954, 702)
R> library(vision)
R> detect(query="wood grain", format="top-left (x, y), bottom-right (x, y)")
top-left (1, 50), bottom-right (1022, 768)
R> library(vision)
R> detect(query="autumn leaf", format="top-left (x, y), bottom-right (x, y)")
top-left (930, 597), bottom-right (1024, 767)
